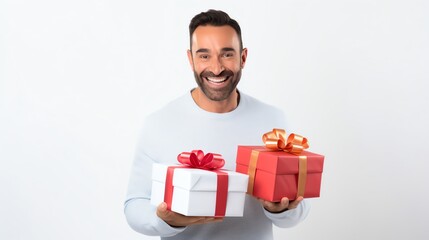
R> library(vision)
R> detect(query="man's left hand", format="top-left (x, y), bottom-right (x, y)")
top-left (259, 196), bottom-right (304, 213)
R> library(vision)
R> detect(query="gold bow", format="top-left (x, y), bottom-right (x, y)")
top-left (262, 128), bottom-right (309, 155)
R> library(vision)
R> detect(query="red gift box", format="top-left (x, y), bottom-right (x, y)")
top-left (236, 146), bottom-right (324, 202)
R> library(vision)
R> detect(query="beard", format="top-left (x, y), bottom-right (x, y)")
top-left (193, 68), bottom-right (242, 101)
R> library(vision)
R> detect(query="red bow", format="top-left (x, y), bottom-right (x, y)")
top-left (166, 150), bottom-right (228, 216)
top-left (177, 150), bottom-right (225, 170)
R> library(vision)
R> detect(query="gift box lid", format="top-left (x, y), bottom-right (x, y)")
top-left (236, 146), bottom-right (324, 175)
top-left (152, 163), bottom-right (249, 192)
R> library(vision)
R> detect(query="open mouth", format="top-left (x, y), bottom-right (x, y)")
top-left (205, 76), bottom-right (229, 85)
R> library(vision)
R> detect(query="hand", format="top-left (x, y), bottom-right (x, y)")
top-left (259, 196), bottom-right (304, 213)
top-left (156, 202), bottom-right (224, 227)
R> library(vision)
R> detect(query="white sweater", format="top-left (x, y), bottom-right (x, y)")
top-left (124, 91), bottom-right (310, 240)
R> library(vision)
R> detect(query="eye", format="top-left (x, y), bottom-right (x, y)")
top-left (199, 54), bottom-right (209, 60)
top-left (222, 52), bottom-right (234, 58)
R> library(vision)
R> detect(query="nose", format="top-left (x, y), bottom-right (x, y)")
top-left (209, 56), bottom-right (225, 75)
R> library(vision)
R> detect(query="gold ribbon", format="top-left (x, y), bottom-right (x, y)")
top-left (297, 156), bottom-right (308, 197)
top-left (247, 129), bottom-right (310, 199)
top-left (247, 150), bottom-right (260, 195)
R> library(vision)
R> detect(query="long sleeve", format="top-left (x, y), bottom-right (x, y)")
top-left (124, 198), bottom-right (186, 237)
top-left (124, 136), bottom-right (186, 237)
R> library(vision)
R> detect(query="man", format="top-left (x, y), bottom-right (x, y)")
top-left (124, 9), bottom-right (310, 240)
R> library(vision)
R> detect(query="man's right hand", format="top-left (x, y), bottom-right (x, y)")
top-left (156, 202), bottom-right (224, 227)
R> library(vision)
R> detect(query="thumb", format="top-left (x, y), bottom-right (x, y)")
top-left (156, 202), bottom-right (169, 218)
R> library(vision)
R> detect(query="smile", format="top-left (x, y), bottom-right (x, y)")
top-left (206, 76), bottom-right (228, 84)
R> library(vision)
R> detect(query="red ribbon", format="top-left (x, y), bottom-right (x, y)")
top-left (164, 150), bottom-right (228, 216)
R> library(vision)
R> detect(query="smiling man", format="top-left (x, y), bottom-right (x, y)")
top-left (188, 24), bottom-right (246, 112)
top-left (124, 10), bottom-right (310, 240)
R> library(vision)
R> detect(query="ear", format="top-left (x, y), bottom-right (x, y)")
top-left (187, 49), bottom-right (194, 70)
top-left (240, 48), bottom-right (248, 69)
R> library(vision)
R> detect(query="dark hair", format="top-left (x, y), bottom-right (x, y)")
top-left (189, 9), bottom-right (243, 51)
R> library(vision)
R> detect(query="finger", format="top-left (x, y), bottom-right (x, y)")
top-left (261, 199), bottom-right (286, 213)
top-left (204, 217), bottom-right (224, 224)
top-left (266, 198), bottom-right (289, 212)
top-left (156, 202), bottom-right (224, 227)
top-left (261, 200), bottom-right (276, 210)
top-left (194, 217), bottom-right (223, 224)
top-left (156, 202), bottom-right (169, 218)
top-left (156, 202), bottom-right (185, 220)
top-left (188, 217), bottom-right (224, 226)
top-left (157, 203), bottom-right (209, 227)
top-left (280, 197), bottom-right (290, 209)
top-left (287, 196), bottom-right (304, 209)
top-left (207, 218), bottom-right (224, 224)
top-left (188, 216), bottom-right (209, 225)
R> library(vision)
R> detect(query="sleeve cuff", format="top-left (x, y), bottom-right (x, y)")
top-left (154, 216), bottom-right (188, 237)
top-left (262, 199), bottom-right (311, 228)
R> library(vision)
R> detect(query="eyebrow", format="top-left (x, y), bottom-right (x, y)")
top-left (195, 48), bottom-right (209, 53)
top-left (221, 47), bottom-right (236, 52)
top-left (195, 47), bottom-right (237, 54)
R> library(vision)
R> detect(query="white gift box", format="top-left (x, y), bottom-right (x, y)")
top-left (151, 163), bottom-right (249, 216)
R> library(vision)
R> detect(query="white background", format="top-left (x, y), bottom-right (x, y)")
top-left (1, 0), bottom-right (428, 239)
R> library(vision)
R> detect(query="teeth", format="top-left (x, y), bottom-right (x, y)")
top-left (207, 77), bottom-right (227, 83)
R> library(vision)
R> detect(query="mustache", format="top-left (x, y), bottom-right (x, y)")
top-left (201, 70), bottom-right (234, 78)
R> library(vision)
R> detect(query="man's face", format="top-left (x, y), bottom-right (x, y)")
top-left (188, 25), bottom-right (247, 101)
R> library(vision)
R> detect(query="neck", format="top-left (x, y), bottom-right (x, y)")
top-left (191, 88), bottom-right (240, 113)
